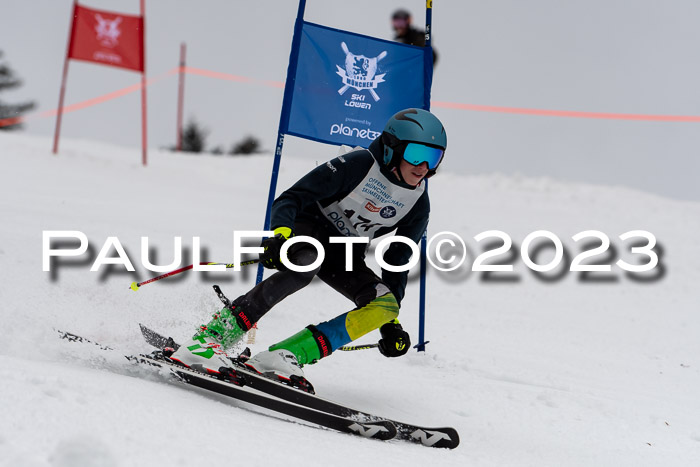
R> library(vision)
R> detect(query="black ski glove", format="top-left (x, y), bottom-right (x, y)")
top-left (260, 227), bottom-right (292, 270)
top-left (378, 319), bottom-right (410, 357)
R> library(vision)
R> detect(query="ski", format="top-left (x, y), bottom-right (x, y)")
top-left (139, 324), bottom-right (460, 449)
top-left (140, 323), bottom-right (180, 350)
top-left (56, 329), bottom-right (396, 442)
top-left (132, 352), bottom-right (397, 441)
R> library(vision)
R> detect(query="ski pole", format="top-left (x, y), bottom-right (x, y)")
top-left (129, 260), bottom-right (259, 291)
top-left (338, 343), bottom-right (379, 351)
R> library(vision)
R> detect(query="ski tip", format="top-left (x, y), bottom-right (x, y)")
top-left (442, 428), bottom-right (460, 449)
top-left (130, 282), bottom-right (140, 291)
top-left (408, 426), bottom-right (460, 449)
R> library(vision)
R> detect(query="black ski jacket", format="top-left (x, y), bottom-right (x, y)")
top-left (269, 137), bottom-right (430, 305)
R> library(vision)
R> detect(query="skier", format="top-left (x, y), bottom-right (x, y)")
top-left (170, 108), bottom-right (447, 389)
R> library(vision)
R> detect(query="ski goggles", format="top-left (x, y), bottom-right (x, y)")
top-left (401, 143), bottom-right (444, 170)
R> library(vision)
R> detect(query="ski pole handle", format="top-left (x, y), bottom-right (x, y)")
top-left (130, 260), bottom-right (259, 291)
top-left (338, 343), bottom-right (379, 352)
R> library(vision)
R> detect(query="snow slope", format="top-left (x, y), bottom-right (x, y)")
top-left (1, 132), bottom-right (699, 466)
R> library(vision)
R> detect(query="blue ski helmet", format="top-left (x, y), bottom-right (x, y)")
top-left (381, 108), bottom-right (447, 177)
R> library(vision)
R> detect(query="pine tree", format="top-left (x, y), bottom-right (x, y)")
top-left (230, 135), bottom-right (262, 155)
top-left (0, 50), bottom-right (36, 131)
top-left (180, 119), bottom-right (208, 153)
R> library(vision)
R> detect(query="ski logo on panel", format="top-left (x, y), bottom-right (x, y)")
top-left (94, 14), bottom-right (122, 48)
top-left (336, 42), bottom-right (387, 102)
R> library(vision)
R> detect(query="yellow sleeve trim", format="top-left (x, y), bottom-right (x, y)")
top-left (273, 226), bottom-right (293, 239)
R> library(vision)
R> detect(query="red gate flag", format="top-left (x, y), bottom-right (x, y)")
top-left (54, 1), bottom-right (148, 166)
top-left (68, 4), bottom-right (144, 72)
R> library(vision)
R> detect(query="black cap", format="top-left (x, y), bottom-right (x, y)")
top-left (392, 9), bottom-right (411, 20)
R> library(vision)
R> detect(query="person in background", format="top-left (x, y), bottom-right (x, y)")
top-left (391, 8), bottom-right (438, 67)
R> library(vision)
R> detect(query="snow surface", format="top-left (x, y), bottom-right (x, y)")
top-left (1, 132), bottom-right (699, 466)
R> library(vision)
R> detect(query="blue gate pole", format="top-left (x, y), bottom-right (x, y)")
top-left (416, 1), bottom-right (435, 352)
top-left (256, 0), bottom-right (307, 285)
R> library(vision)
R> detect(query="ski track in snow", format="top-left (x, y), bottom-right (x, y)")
top-left (1, 133), bottom-right (699, 466)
